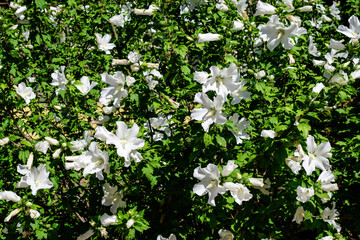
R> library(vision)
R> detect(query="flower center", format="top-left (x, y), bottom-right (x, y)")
top-left (206, 179), bottom-right (218, 189)
top-left (206, 109), bottom-right (217, 118)
top-left (35, 179), bottom-right (40, 186)
top-left (114, 84), bottom-right (124, 95)
top-left (95, 159), bottom-right (104, 166)
top-left (277, 29), bottom-right (285, 39)
top-left (215, 75), bottom-right (224, 85)
top-left (120, 138), bottom-right (127, 145)
top-left (309, 153), bottom-right (315, 160)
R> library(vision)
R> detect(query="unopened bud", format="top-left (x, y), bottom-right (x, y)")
top-left (53, 148), bottom-right (62, 159)
top-left (4, 209), bottom-right (21, 222)
top-left (45, 137), bottom-right (59, 145)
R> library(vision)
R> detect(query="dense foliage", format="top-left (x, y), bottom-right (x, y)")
top-left (0, 0), bottom-right (359, 239)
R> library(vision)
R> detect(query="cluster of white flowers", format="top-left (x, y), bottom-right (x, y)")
top-left (193, 161), bottom-right (269, 207)
top-left (287, 136), bottom-right (341, 232)
top-left (191, 63), bottom-right (251, 139)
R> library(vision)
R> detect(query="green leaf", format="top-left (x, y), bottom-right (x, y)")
top-left (176, 45), bottom-right (188, 57)
top-left (203, 133), bottom-right (213, 147)
top-left (142, 165), bottom-right (158, 188)
top-left (20, 140), bottom-right (32, 147)
top-left (297, 122), bottom-right (311, 138)
top-left (35, 0), bottom-right (46, 9)
top-left (215, 134), bottom-right (227, 148)
top-left (181, 65), bottom-right (191, 75)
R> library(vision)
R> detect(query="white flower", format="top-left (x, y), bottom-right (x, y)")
top-left (14, 6), bottom-right (26, 20)
top-left (317, 170), bottom-right (338, 192)
top-left (75, 142), bottom-right (110, 180)
top-left (330, 2), bottom-right (340, 20)
top-left (143, 69), bottom-right (162, 90)
top-left (283, 0), bottom-right (294, 12)
top-left (16, 82), bottom-right (36, 104)
top-left (35, 141), bottom-right (50, 154)
top-left (100, 213), bottom-right (118, 226)
top-left (330, 70), bottom-right (349, 85)
top-left (95, 33), bottom-right (115, 54)
top-left (190, 92), bottom-right (227, 132)
top-left (195, 63), bottom-right (241, 97)
top-left (228, 114), bottom-right (250, 144)
top-left (75, 76), bottom-right (98, 95)
top-left (16, 164), bottom-right (53, 196)
top-left (50, 66), bottom-right (67, 95)
top-left (110, 4), bottom-right (131, 27)
top-left (302, 135), bottom-right (332, 176)
top-left (99, 72), bottom-right (128, 108)
top-left (224, 182), bottom-right (253, 205)
top-left (230, 80), bottom-right (251, 105)
top-left (157, 234), bottom-right (177, 240)
top-left (128, 51), bottom-right (142, 63)
top-left (0, 137), bottom-right (10, 146)
top-left (258, 15), bottom-right (307, 51)
top-left (321, 203), bottom-right (341, 233)
top-left (218, 229), bottom-right (234, 240)
top-left (351, 69), bottom-right (360, 79)
top-left (296, 186), bottom-right (314, 203)
top-left (0, 191), bottom-right (21, 202)
top-left (337, 15), bottom-right (360, 45)
top-left (254, 70), bottom-right (266, 79)
top-left (285, 158), bottom-right (301, 174)
top-left (193, 163), bottom-right (226, 206)
top-left (292, 206), bottom-right (306, 224)
top-left (312, 83), bottom-right (325, 93)
top-left (252, 178), bottom-right (271, 195)
top-left (232, 20), bottom-right (244, 30)
top-left (29, 209), bottom-right (40, 219)
top-left (329, 39), bottom-right (345, 50)
top-left (261, 129), bottom-right (276, 138)
top-left (309, 36), bottom-right (320, 57)
top-left (216, 0), bottom-right (228, 11)
top-left (221, 160), bottom-right (238, 177)
top-left (198, 33), bottom-right (222, 43)
top-left (95, 121), bottom-right (145, 167)
top-left (102, 183), bottom-right (126, 214)
top-left (144, 115), bottom-right (171, 141)
top-left (254, 1), bottom-right (276, 16)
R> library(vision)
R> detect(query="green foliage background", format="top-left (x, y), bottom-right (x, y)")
top-left (0, 0), bottom-right (359, 239)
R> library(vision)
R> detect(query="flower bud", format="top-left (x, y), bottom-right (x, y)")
top-left (321, 183), bottom-right (339, 192)
top-left (112, 59), bottom-right (130, 66)
top-left (4, 208), bottom-right (21, 222)
top-left (298, 6), bottom-right (312, 12)
top-left (249, 178), bottom-right (264, 187)
top-left (0, 137), bottom-right (10, 146)
top-left (45, 137), bottom-right (59, 145)
top-left (198, 33), bottom-right (222, 43)
top-left (53, 148), bottom-right (62, 159)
